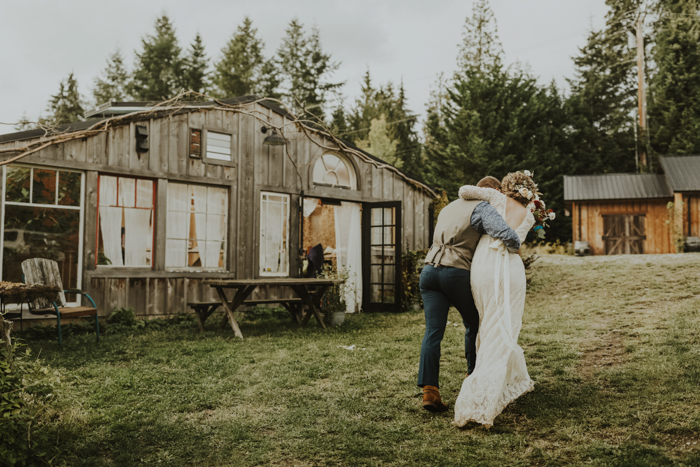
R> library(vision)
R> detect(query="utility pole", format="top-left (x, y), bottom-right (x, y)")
top-left (636, 11), bottom-right (648, 170)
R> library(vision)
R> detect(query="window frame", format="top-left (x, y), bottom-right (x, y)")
top-left (0, 164), bottom-right (86, 306)
top-left (259, 191), bottom-right (290, 277)
top-left (95, 173), bottom-right (156, 269)
top-left (164, 182), bottom-right (229, 272)
top-left (201, 127), bottom-right (236, 167)
top-left (311, 153), bottom-right (358, 190)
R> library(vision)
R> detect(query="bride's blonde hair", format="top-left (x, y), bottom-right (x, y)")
top-left (501, 172), bottom-right (539, 205)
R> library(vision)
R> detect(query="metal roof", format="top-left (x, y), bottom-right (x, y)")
top-left (564, 173), bottom-right (673, 201)
top-left (659, 156), bottom-right (700, 192)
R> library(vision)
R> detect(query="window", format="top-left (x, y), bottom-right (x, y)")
top-left (97, 175), bottom-right (154, 267)
top-left (190, 129), bottom-right (202, 158)
top-left (260, 192), bottom-right (289, 276)
top-left (2, 165), bottom-right (83, 297)
top-left (312, 154), bottom-right (356, 189)
top-left (206, 131), bottom-right (232, 161)
top-left (166, 183), bottom-right (228, 269)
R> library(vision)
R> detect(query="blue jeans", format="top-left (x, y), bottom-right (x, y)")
top-left (417, 264), bottom-right (479, 388)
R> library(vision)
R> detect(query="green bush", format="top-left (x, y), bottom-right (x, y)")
top-left (1, 343), bottom-right (60, 466)
top-left (401, 250), bottom-right (427, 311)
top-left (107, 307), bottom-right (136, 326)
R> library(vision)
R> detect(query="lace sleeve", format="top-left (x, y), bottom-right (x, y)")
top-left (459, 185), bottom-right (506, 214)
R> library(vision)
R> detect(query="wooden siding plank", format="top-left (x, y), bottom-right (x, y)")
top-left (238, 114), bottom-right (256, 278)
top-left (404, 188), bottom-right (415, 250)
top-left (154, 179), bottom-right (168, 271)
top-left (83, 171), bottom-right (98, 273)
top-left (382, 169), bottom-right (392, 200)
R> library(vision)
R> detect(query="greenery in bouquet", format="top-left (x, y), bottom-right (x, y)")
top-left (504, 170), bottom-right (555, 239)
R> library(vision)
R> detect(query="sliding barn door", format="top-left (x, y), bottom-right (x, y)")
top-left (362, 201), bottom-right (402, 312)
top-left (603, 215), bottom-right (646, 255)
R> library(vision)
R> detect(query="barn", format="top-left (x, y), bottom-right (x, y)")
top-left (0, 97), bottom-right (437, 321)
top-left (564, 156), bottom-right (700, 255)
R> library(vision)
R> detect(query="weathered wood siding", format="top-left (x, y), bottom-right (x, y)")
top-left (0, 103), bottom-right (434, 316)
top-left (571, 199), bottom-right (675, 255)
top-left (682, 194), bottom-right (700, 238)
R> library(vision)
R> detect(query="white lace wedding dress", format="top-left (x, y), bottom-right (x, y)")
top-left (453, 186), bottom-right (535, 428)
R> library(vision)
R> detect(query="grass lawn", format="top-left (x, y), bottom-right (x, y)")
top-left (22, 254), bottom-right (700, 466)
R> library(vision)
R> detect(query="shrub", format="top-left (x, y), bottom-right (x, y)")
top-left (401, 250), bottom-right (427, 312)
top-left (107, 307), bottom-right (136, 326)
top-left (1, 342), bottom-right (60, 466)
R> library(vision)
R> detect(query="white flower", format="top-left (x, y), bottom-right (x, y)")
top-left (524, 170), bottom-right (532, 177)
top-left (534, 193), bottom-right (540, 201)
top-left (527, 190), bottom-right (534, 200)
top-left (549, 212), bottom-right (556, 220)
top-left (527, 203), bottom-right (536, 211)
top-left (518, 187), bottom-right (529, 197)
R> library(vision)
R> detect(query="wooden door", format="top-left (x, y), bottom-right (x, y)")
top-left (362, 201), bottom-right (402, 312)
top-left (603, 215), bottom-right (646, 255)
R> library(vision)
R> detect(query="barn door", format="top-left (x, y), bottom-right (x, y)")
top-left (603, 215), bottom-right (646, 255)
top-left (362, 201), bottom-right (402, 312)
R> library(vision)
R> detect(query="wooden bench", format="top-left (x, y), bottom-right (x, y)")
top-left (188, 298), bottom-right (305, 332)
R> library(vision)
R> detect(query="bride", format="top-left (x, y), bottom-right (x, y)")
top-left (453, 171), bottom-right (541, 428)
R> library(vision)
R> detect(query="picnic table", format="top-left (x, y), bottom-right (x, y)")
top-left (194, 278), bottom-right (344, 338)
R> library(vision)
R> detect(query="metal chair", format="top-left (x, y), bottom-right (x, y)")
top-left (21, 258), bottom-right (100, 345)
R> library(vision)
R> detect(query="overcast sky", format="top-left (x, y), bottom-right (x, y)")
top-left (0, 0), bottom-right (609, 136)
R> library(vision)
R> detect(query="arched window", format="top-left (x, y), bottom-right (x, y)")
top-left (312, 154), bottom-right (357, 189)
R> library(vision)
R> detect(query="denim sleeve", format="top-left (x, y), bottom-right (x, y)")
top-left (470, 201), bottom-right (521, 253)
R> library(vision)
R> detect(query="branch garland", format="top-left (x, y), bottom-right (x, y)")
top-left (0, 91), bottom-right (437, 197)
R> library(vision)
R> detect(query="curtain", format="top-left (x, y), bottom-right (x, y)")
top-left (100, 206), bottom-right (123, 266)
top-left (303, 198), bottom-right (319, 217)
top-left (334, 202), bottom-right (363, 313)
top-left (192, 185), bottom-right (207, 267)
top-left (98, 177), bottom-right (122, 266)
top-left (124, 209), bottom-right (151, 266)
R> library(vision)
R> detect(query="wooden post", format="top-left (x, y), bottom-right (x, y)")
top-left (674, 192), bottom-right (684, 252)
top-left (636, 12), bottom-right (648, 170)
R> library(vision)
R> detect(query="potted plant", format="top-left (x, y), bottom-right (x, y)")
top-left (318, 265), bottom-right (348, 326)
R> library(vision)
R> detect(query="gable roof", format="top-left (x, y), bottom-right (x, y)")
top-left (564, 173), bottom-right (672, 201)
top-left (658, 156), bottom-right (700, 192)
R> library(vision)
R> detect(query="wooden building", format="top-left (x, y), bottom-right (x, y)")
top-left (0, 97), bottom-right (437, 319)
top-left (564, 156), bottom-right (700, 255)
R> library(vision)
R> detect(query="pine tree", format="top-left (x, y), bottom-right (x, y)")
top-left (457, 0), bottom-right (503, 72)
top-left (276, 19), bottom-right (343, 118)
top-left (347, 70), bottom-right (380, 142)
top-left (565, 0), bottom-right (640, 174)
top-left (42, 73), bottom-right (85, 126)
top-left (93, 49), bottom-right (130, 104)
top-left (356, 114), bottom-right (400, 166)
top-left (649, 0), bottom-right (700, 156)
top-left (14, 113), bottom-right (35, 131)
top-left (423, 0), bottom-right (573, 240)
top-left (129, 14), bottom-right (184, 101)
top-left (329, 103), bottom-right (349, 136)
top-left (181, 32), bottom-right (209, 97)
top-left (212, 17), bottom-right (265, 98)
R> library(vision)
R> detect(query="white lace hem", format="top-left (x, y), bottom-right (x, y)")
top-left (453, 378), bottom-right (535, 428)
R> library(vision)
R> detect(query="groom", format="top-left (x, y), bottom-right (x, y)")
top-left (418, 176), bottom-right (521, 412)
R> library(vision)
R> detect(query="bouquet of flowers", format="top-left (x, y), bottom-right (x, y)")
top-left (509, 170), bottom-right (555, 239)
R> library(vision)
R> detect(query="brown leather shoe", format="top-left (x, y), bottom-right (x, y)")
top-left (422, 385), bottom-right (448, 412)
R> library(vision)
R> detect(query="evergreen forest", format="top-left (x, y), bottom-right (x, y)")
top-left (22, 0), bottom-right (700, 242)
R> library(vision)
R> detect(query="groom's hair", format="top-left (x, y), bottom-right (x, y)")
top-left (477, 176), bottom-right (501, 190)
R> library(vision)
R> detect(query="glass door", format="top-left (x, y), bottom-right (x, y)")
top-left (362, 201), bottom-right (402, 312)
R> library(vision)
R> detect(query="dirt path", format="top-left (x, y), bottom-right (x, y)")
top-left (577, 310), bottom-right (628, 380)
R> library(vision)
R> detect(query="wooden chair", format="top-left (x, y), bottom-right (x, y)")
top-left (21, 258), bottom-right (100, 345)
